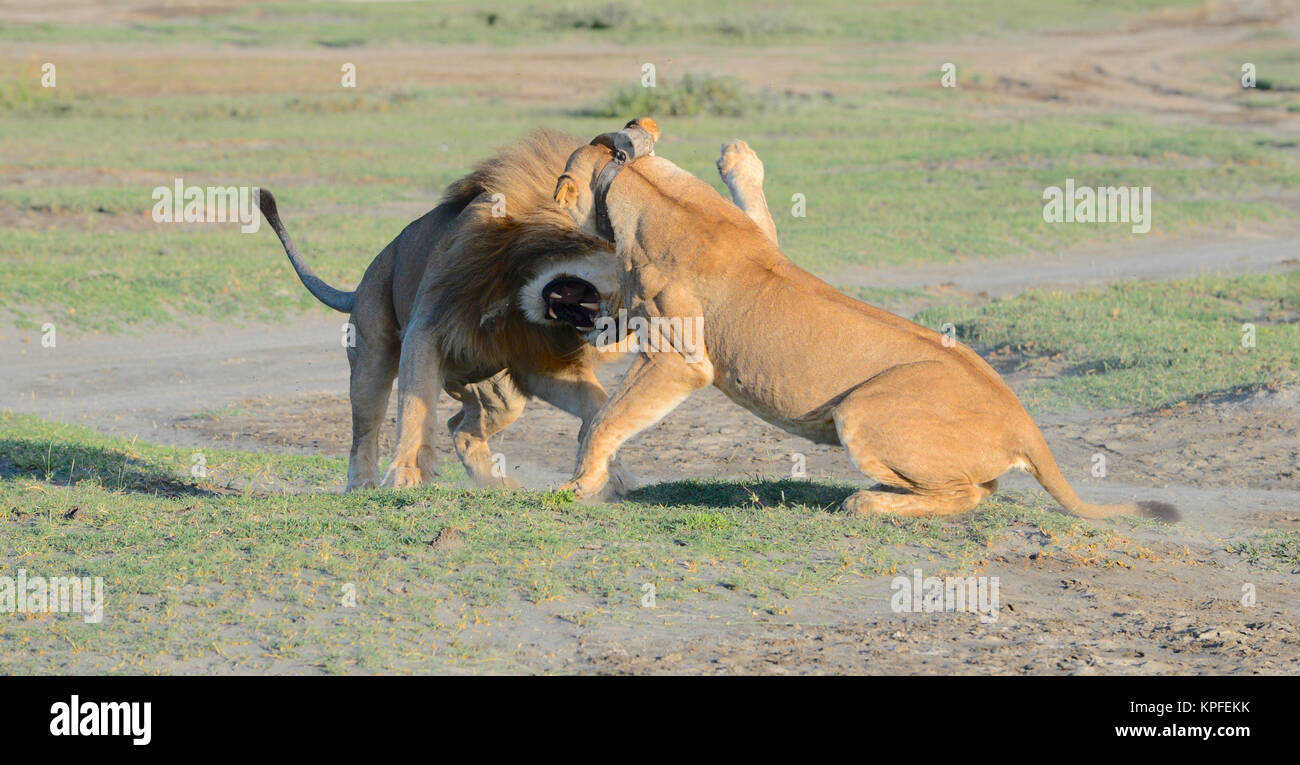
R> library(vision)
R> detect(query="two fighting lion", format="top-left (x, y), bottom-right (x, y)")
top-left (262, 119), bottom-right (1177, 521)
top-left (259, 122), bottom-right (765, 495)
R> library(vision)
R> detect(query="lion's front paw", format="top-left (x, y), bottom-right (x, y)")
top-left (607, 462), bottom-right (637, 497)
top-left (558, 473), bottom-right (607, 500)
top-left (380, 465), bottom-right (424, 490)
top-left (345, 477), bottom-right (378, 492)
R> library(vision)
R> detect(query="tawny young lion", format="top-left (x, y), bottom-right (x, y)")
top-left (549, 121), bottom-right (1178, 521)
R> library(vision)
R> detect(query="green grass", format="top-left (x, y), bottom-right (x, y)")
top-left (3, 82), bottom-right (1297, 332)
top-left (1238, 48), bottom-right (1300, 93)
top-left (0, 73), bottom-right (68, 115)
top-left (0, 0), bottom-right (1209, 48)
top-left (1207, 44), bottom-right (1300, 113)
top-left (0, 411), bottom-right (343, 493)
top-left (588, 73), bottom-right (764, 117)
top-left (3, 0), bottom-right (1296, 334)
top-left (3, 0), bottom-right (1297, 332)
top-left (0, 410), bottom-right (1172, 673)
top-left (1227, 530), bottom-right (1300, 571)
top-left (915, 271), bottom-right (1300, 412)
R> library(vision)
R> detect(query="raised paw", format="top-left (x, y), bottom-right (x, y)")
top-left (716, 139), bottom-right (764, 185)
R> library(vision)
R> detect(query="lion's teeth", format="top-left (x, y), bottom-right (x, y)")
top-left (580, 303), bottom-right (600, 311)
top-left (548, 292), bottom-right (563, 300)
top-left (547, 308), bottom-right (557, 319)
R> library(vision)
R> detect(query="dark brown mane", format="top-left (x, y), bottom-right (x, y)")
top-left (424, 129), bottom-right (614, 378)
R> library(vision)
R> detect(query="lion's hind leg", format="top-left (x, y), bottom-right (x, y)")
top-left (345, 322), bottom-right (398, 492)
top-left (841, 483), bottom-right (993, 518)
top-left (831, 363), bottom-right (1006, 518)
top-left (446, 372), bottom-right (526, 489)
top-left (834, 442), bottom-right (991, 518)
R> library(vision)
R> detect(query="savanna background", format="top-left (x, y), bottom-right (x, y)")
top-left (0, 0), bottom-right (1297, 674)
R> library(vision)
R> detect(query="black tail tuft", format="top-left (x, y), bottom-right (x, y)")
top-left (258, 187), bottom-right (278, 220)
top-left (1138, 500), bottom-right (1180, 523)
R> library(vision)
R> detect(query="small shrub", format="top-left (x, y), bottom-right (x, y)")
top-left (545, 2), bottom-right (636, 30)
top-left (590, 72), bottom-right (760, 118)
top-left (0, 76), bottom-right (70, 115)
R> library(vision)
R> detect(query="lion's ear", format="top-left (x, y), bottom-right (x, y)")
top-left (554, 174), bottom-right (579, 207)
top-left (627, 117), bottom-right (660, 144)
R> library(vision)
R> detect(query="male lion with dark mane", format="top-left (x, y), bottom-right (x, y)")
top-left (260, 121), bottom-right (777, 492)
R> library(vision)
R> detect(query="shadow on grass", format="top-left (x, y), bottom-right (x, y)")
top-left (625, 478), bottom-right (856, 510)
top-left (0, 437), bottom-right (227, 498)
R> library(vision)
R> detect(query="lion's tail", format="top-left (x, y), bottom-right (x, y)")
top-left (258, 188), bottom-right (355, 313)
top-left (1020, 427), bottom-right (1179, 522)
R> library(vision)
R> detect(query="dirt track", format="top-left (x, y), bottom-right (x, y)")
top-left (959, 0), bottom-right (1300, 134)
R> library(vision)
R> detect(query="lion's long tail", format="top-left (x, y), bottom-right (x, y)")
top-left (258, 188), bottom-right (356, 313)
top-left (1021, 426), bottom-right (1179, 522)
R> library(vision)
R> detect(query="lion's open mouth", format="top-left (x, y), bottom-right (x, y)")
top-left (543, 277), bottom-right (602, 331)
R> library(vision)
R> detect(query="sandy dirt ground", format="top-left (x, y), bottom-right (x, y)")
top-left (3, 232), bottom-right (1296, 674)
